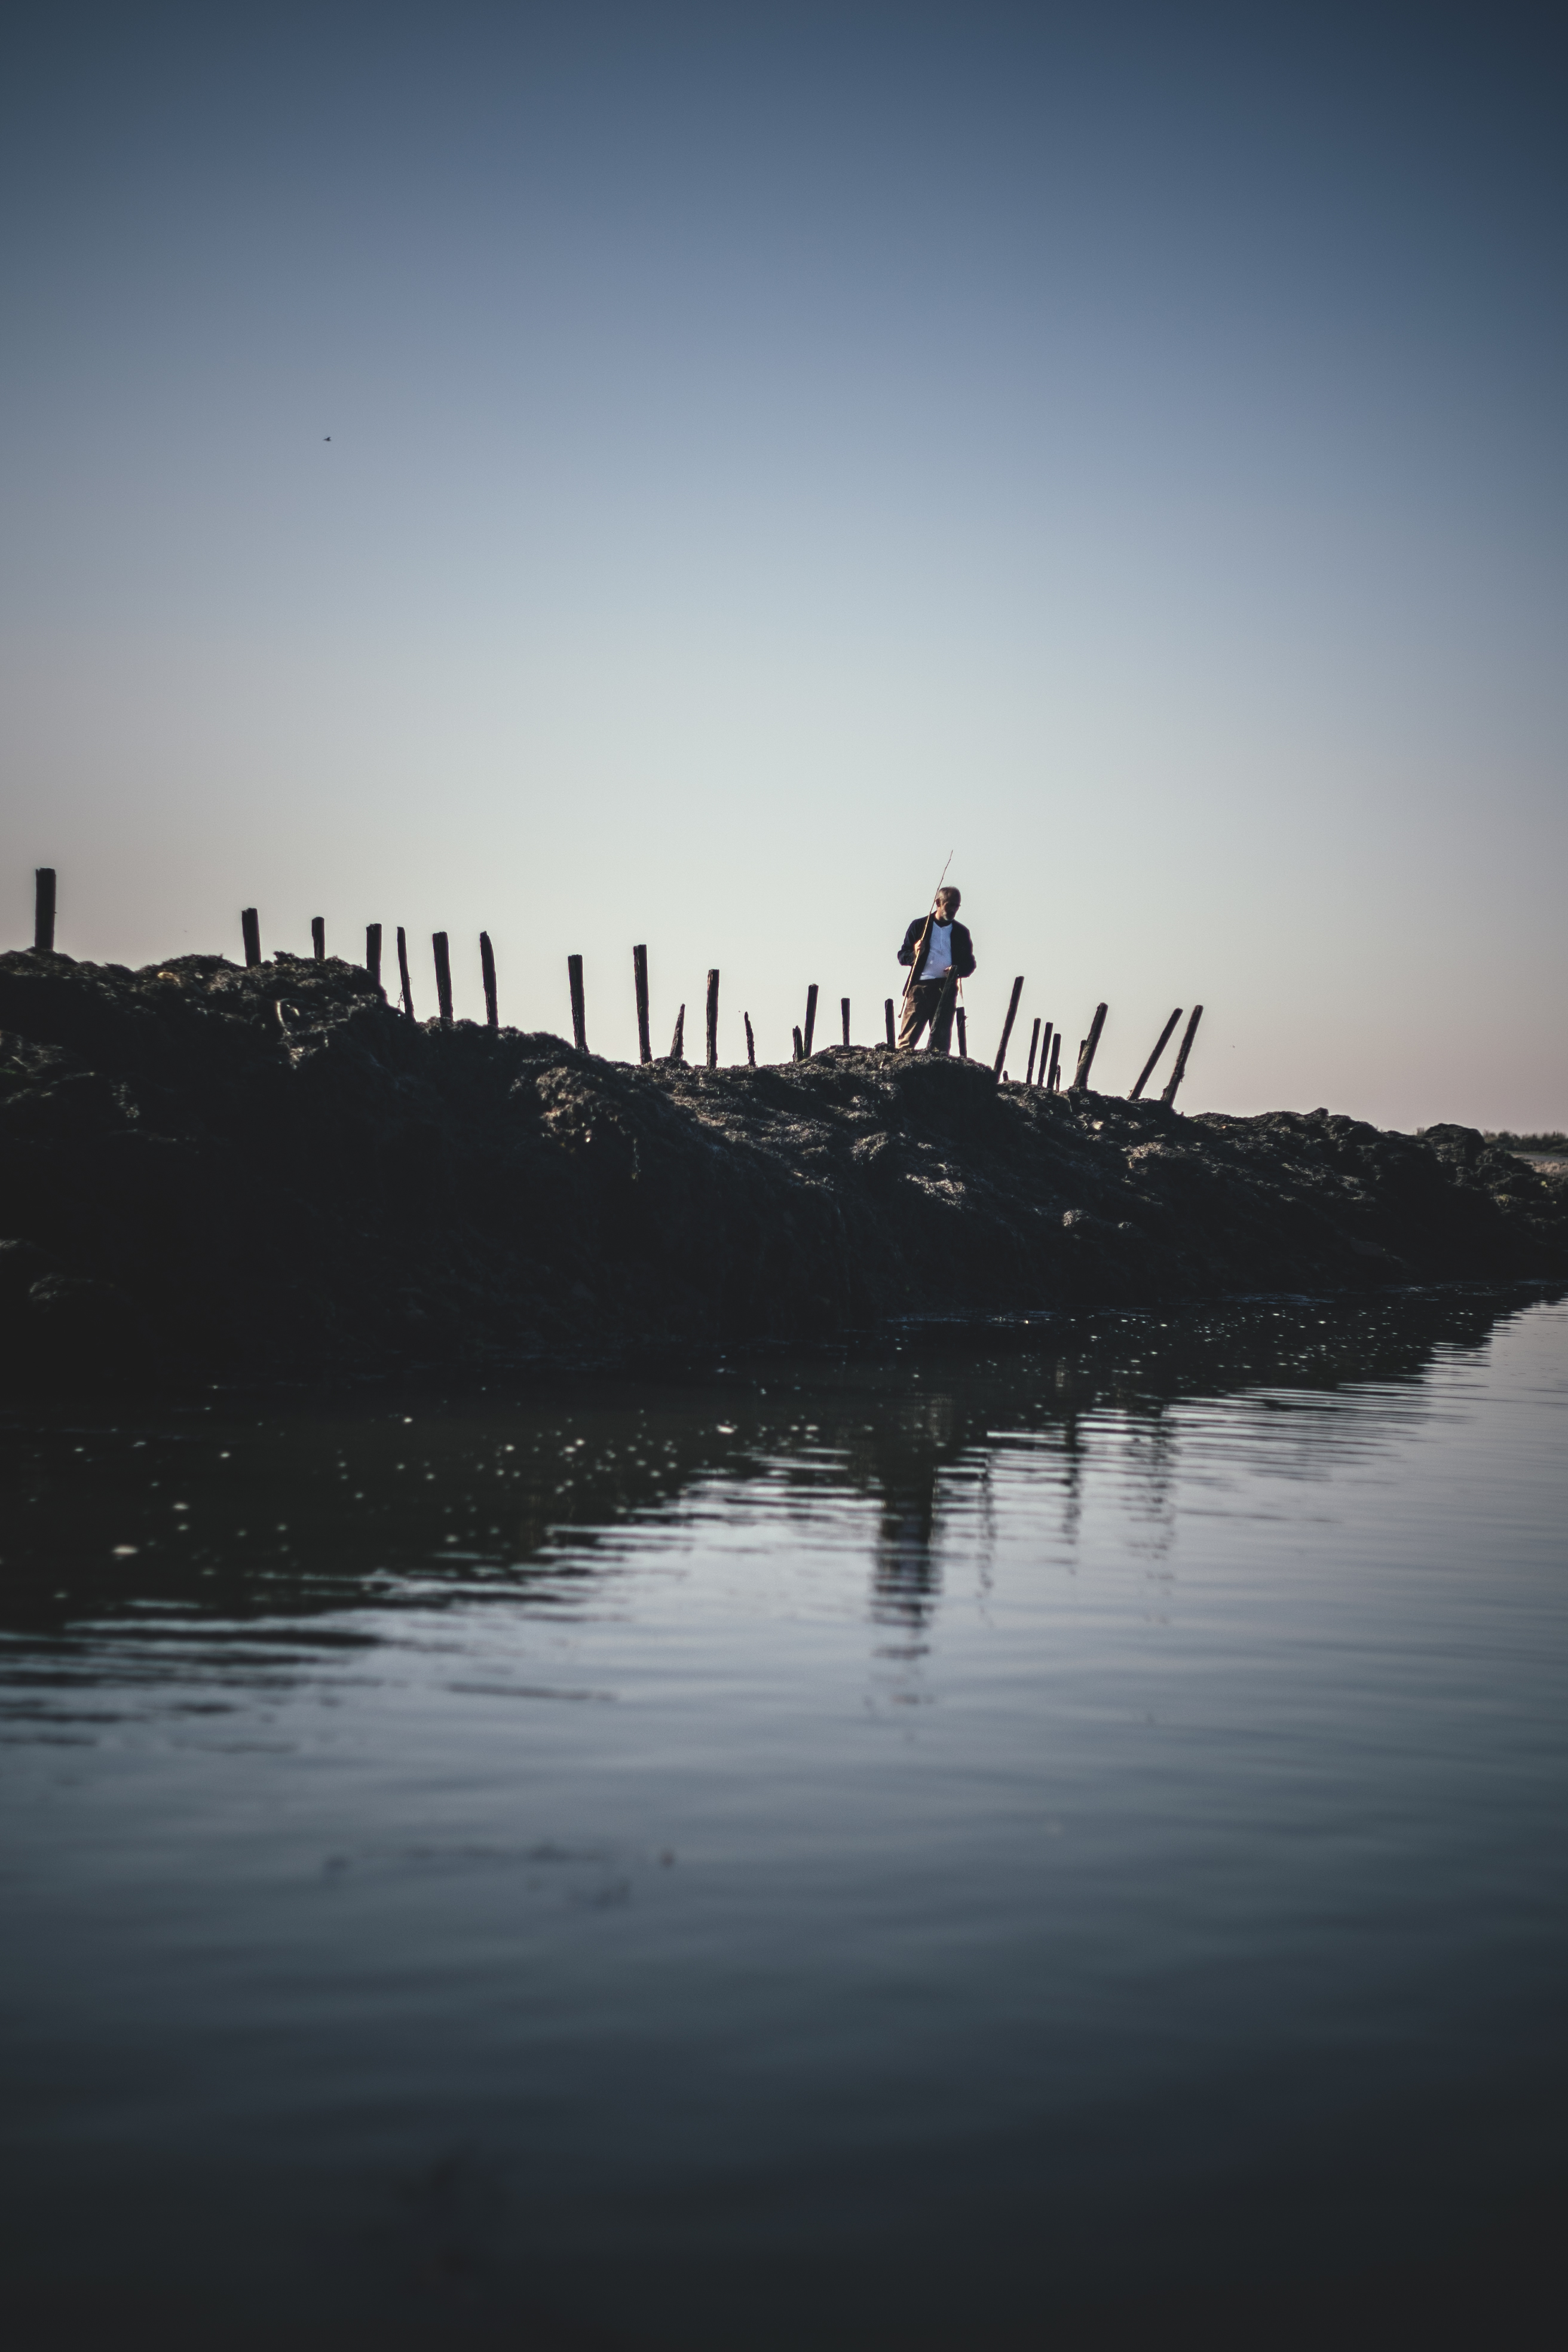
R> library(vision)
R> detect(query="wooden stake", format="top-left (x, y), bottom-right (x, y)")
top-left (480, 932), bottom-right (498, 1030)
top-left (1160, 1004), bottom-right (1204, 1107)
top-left (1129, 1007), bottom-right (1182, 1101)
top-left (568, 954), bottom-right (587, 1052)
top-left (1036, 1021), bottom-right (1053, 1088)
top-left (884, 997), bottom-right (895, 1048)
top-left (792, 1024), bottom-right (804, 1062)
top-left (33, 868), bottom-right (56, 953)
top-left (670, 1004), bottom-right (685, 1062)
top-left (433, 932), bottom-right (454, 1026)
top-left (803, 984), bottom-right (818, 1057)
top-left (706, 969), bottom-right (719, 1068)
top-left (365, 923), bottom-right (382, 991)
top-left (396, 926), bottom-right (414, 1018)
top-left (956, 1006), bottom-right (967, 1059)
top-left (841, 997), bottom-right (850, 1048)
top-left (311, 916), bottom-right (325, 963)
top-left (744, 1012), bottom-right (756, 1067)
top-left (993, 976), bottom-right (1024, 1077)
top-left (1071, 1004), bottom-right (1108, 1091)
top-left (633, 945), bottom-right (651, 1064)
top-left (241, 908), bottom-right (262, 969)
top-left (1047, 1033), bottom-right (1061, 1091)
top-left (1024, 1017), bottom-right (1042, 1086)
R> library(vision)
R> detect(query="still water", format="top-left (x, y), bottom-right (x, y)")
top-left (3, 1291), bottom-right (1566, 2349)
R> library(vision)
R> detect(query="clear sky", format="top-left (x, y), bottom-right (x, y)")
top-left (2, 1), bottom-right (1564, 1127)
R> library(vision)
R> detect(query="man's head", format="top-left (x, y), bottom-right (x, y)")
top-left (935, 887), bottom-right (961, 918)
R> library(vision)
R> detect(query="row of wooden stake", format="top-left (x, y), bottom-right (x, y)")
top-left (23, 869), bottom-right (1202, 1104)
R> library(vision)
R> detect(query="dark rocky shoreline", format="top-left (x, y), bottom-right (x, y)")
top-left (2, 947), bottom-right (1564, 1385)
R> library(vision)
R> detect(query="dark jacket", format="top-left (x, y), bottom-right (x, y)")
top-left (898, 915), bottom-right (975, 982)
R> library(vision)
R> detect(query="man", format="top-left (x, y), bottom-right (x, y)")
top-left (896, 886), bottom-right (975, 1054)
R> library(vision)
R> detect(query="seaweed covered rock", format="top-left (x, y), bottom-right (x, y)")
top-left (1, 948), bottom-right (1563, 1382)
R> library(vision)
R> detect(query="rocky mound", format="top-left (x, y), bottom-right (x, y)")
top-left (2, 948), bottom-right (1564, 1383)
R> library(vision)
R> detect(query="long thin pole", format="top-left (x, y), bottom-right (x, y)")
top-left (803, 984), bottom-right (818, 1057)
top-left (1129, 1008), bottom-right (1182, 1101)
top-left (433, 933), bottom-right (454, 1026)
top-left (706, 969), bottom-right (719, 1069)
top-left (33, 868), bottom-right (56, 953)
top-left (480, 932), bottom-right (498, 1030)
top-left (1160, 1005), bottom-right (1204, 1107)
top-left (993, 976), bottom-right (1024, 1077)
top-left (241, 908), bottom-right (262, 969)
top-left (633, 945), bottom-right (651, 1064)
top-left (396, 926), bottom-right (414, 1018)
top-left (568, 955), bottom-right (587, 1052)
top-left (365, 924), bottom-right (382, 991)
top-left (1024, 1018), bottom-right (1041, 1086)
top-left (1035, 1021), bottom-right (1053, 1088)
top-left (1071, 1003), bottom-right (1108, 1091)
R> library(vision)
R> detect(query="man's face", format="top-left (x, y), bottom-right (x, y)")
top-left (936, 894), bottom-right (958, 921)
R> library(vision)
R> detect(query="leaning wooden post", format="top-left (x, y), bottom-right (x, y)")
top-left (33, 868), bottom-right (56, 953)
top-left (884, 997), bottom-right (895, 1047)
top-left (743, 1012), bottom-right (757, 1067)
top-left (1047, 1033), bottom-right (1062, 1091)
top-left (1160, 1004), bottom-right (1204, 1107)
top-left (803, 984), bottom-right (818, 1056)
top-left (241, 907), bottom-right (262, 968)
top-left (1024, 1017), bottom-right (1042, 1086)
top-left (792, 1024), bottom-right (804, 1062)
top-left (993, 976), bottom-right (1024, 1077)
top-left (311, 916), bottom-right (325, 963)
top-left (1129, 1008), bottom-right (1182, 1101)
top-left (479, 932), bottom-right (498, 1030)
top-left (433, 932), bottom-right (454, 1026)
top-left (706, 969), bottom-right (719, 1068)
top-left (1036, 1021), bottom-right (1053, 1088)
top-left (1071, 1003), bottom-right (1108, 1091)
top-left (396, 926), bottom-right (414, 1018)
top-left (568, 954), bottom-right (587, 1052)
top-left (956, 1005), bottom-right (967, 1058)
top-left (365, 923), bottom-right (382, 991)
top-left (669, 1004), bottom-right (685, 1062)
top-left (633, 945), bottom-right (652, 1064)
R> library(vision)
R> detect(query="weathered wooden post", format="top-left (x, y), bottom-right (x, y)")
top-left (1130, 1008), bottom-right (1182, 1101)
top-left (792, 1024), bottom-right (804, 1062)
top-left (311, 916), bottom-right (325, 963)
top-left (433, 932), bottom-right (454, 1025)
top-left (396, 926), bottom-right (414, 1018)
top-left (568, 955), bottom-right (587, 1051)
top-left (1047, 1033), bottom-right (1062, 1090)
top-left (241, 907), bottom-right (262, 969)
top-left (1024, 1018), bottom-right (1042, 1086)
top-left (841, 998), bottom-right (850, 1047)
top-left (33, 868), bottom-right (56, 953)
top-left (1036, 1021), bottom-right (1053, 1088)
top-left (803, 984), bottom-right (818, 1057)
top-left (744, 1012), bottom-right (757, 1067)
top-left (480, 932), bottom-right (498, 1030)
top-left (956, 1005), bottom-right (967, 1059)
top-left (884, 997), bottom-right (895, 1048)
top-left (1071, 1004), bottom-right (1108, 1091)
top-left (1160, 1005), bottom-right (1204, 1107)
top-left (706, 970), bottom-right (719, 1068)
top-left (993, 976), bottom-right (1024, 1077)
top-left (365, 924), bottom-right (382, 991)
top-left (633, 945), bottom-right (652, 1064)
top-left (669, 1004), bottom-right (685, 1062)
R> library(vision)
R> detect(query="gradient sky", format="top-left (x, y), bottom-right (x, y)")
top-left (3, 0), bottom-right (1564, 1126)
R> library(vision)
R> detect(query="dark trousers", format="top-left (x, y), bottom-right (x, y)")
top-left (898, 977), bottom-right (958, 1054)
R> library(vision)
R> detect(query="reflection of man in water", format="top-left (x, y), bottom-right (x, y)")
top-left (896, 886), bottom-right (975, 1056)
